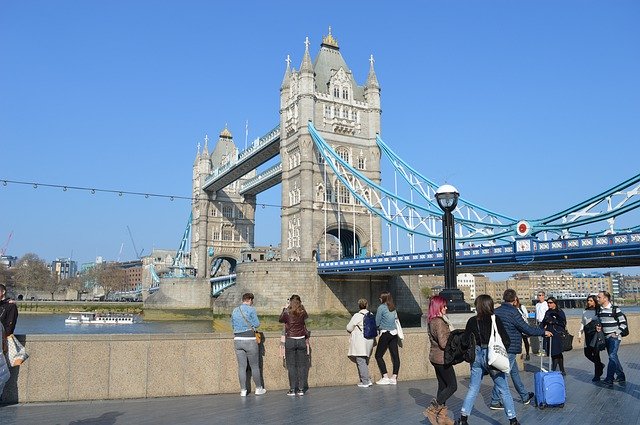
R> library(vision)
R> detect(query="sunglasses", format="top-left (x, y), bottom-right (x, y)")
top-left (547, 301), bottom-right (555, 304)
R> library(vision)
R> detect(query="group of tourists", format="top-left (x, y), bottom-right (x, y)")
top-left (231, 288), bottom-right (629, 424)
top-left (423, 289), bottom-right (628, 425)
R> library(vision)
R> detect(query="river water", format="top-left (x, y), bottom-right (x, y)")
top-left (14, 307), bottom-right (640, 335)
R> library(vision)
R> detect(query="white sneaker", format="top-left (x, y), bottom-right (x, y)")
top-left (377, 377), bottom-right (391, 385)
top-left (357, 382), bottom-right (373, 388)
top-left (255, 387), bottom-right (266, 395)
top-left (240, 389), bottom-right (248, 397)
top-left (389, 377), bottom-right (397, 385)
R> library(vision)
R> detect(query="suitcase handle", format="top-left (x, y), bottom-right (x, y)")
top-left (540, 335), bottom-right (553, 372)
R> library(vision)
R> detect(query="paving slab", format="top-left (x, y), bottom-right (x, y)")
top-left (1, 342), bottom-right (639, 425)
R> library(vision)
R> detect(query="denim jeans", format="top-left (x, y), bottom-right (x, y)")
top-left (461, 346), bottom-right (516, 420)
top-left (490, 353), bottom-right (528, 404)
top-left (285, 338), bottom-right (309, 391)
top-left (234, 339), bottom-right (262, 390)
top-left (604, 336), bottom-right (625, 381)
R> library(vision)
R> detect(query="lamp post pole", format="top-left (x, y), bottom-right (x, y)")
top-left (435, 184), bottom-right (471, 313)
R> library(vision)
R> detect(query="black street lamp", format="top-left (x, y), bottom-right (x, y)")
top-left (435, 184), bottom-right (471, 312)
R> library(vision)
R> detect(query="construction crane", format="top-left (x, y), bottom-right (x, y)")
top-left (0, 231), bottom-right (13, 256)
top-left (127, 226), bottom-right (144, 259)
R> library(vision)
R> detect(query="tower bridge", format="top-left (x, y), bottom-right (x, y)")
top-left (144, 30), bottom-right (640, 314)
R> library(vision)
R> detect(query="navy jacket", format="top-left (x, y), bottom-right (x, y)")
top-left (494, 302), bottom-right (545, 354)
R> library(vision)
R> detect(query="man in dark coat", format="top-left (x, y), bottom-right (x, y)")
top-left (489, 289), bottom-right (552, 409)
top-left (0, 284), bottom-right (18, 336)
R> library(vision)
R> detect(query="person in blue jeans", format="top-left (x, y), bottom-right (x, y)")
top-left (455, 295), bottom-right (520, 425)
top-left (489, 289), bottom-right (552, 410)
top-left (596, 290), bottom-right (628, 388)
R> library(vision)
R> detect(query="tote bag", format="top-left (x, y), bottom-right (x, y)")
top-left (7, 335), bottom-right (28, 367)
top-left (487, 315), bottom-right (510, 373)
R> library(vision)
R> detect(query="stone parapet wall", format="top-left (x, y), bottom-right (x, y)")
top-left (3, 314), bottom-right (639, 404)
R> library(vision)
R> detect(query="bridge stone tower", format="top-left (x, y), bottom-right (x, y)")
top-left (279, 30), bottom-right (383, 261)
top-left (191, 128), bottom-right (257, 278)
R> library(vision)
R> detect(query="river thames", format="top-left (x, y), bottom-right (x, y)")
top-left (13, 306), bottom-right (640, 334)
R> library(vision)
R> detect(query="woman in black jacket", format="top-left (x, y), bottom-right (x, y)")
top-left (541, 296), bottom-right (567, 375)
top-left (456, 295), bottom-right (520, 425)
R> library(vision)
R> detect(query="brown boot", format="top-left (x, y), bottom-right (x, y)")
top-left (437, 405), bottom-right (455, 425)
top-left (424, 399), bottom-right (439, 425)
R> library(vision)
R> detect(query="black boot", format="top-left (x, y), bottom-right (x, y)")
top-left (551, 358), bottom-right (558, 371)
top-left (558, 357), bottom-right (566, 376)
top-left (454, 415), bottom-right (468, 425)
top-left (509, 418), bottom-right (520, 425)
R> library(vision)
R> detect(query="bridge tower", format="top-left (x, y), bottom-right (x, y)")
top-left (191, 128), bottom-right (257, 278)
top-left (280, 30), bottom-right (383, 261)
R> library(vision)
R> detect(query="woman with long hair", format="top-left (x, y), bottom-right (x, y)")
top-left (456, 295), bottom-right (520, 425)
top-left (541, 296), bottom-right (567, 376)
top-left (578, 295), bottom-right (604, 381)
top-left (346, 298), bottom-right (375, 388)
top-left (279, 294), bottom-right (310, 396)
top-left (374, 291), bottom-right (400, 385)
top-left (424, 295), bottom-right (456, 425)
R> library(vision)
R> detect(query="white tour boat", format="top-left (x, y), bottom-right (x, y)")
top-left (65, 311), bottom-right (136, 325)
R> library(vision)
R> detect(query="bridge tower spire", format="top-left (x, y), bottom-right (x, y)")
top-left (279, 29), bottom-right (382, 261)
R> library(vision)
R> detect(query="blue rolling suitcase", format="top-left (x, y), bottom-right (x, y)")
top-left (534, 338), bottom-right (565, 408)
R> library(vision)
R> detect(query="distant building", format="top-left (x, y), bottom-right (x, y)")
top-left (50, 258), bottom-right (78, 282)
top-left (0, 255), bottom-right (17, 268)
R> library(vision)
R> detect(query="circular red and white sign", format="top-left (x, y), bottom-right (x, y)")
top-left (516, 220), bottom-right (530, 237)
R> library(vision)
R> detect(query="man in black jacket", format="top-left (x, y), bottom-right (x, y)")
top-left (0, 284), bottom-right (18, 336)
top-left (489, 289), bottom-right (552, 409)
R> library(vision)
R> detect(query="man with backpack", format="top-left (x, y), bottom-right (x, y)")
top-left (346, 298), bottom-right (376, 387)
top-left (596, 290), bottom-right (628, 388)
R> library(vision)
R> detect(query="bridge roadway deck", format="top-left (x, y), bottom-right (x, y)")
top-left (2, 343), bottom-right (639, 425)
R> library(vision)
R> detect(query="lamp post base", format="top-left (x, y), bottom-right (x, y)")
top-left (439, 288), bottom-right (471, 313)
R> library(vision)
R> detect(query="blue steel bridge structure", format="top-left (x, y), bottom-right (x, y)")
top-left (153, 122), bottom-right (640, 296)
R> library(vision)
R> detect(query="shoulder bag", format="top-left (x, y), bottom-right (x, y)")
top-left (487, 315), bottom-right (510, 373)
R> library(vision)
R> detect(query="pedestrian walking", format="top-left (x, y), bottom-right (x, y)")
top-left (374, 291), bottom-right (400, 385)
top-left (455, 295), bottom-right (520, 425)
top-left (515, 297), bottom-right (530, 361)
top-left (541, 296), bottom-right (567, 376)
top-left (534, 291), bottom-right (548, 356)
top-left (279, 294), bottom-right (310, 396)
top-left (346, 298), bottom-right (375, 388)
top-left (596, 290), bottom-right (628, 388)
top-left (424, 295), bottom-right (456, 425)
top-left (230, 293), bottom-right (266, 396)
top-left (489, 289), bottom-right (551, 410)
top-left (578, 295), bottom-right (605, 382)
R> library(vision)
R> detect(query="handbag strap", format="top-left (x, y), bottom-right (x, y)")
top-left (237, 305), bottom-right (256, 332)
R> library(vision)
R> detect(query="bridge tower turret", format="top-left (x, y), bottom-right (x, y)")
top-left (279, 29), bottom-right (382, 262)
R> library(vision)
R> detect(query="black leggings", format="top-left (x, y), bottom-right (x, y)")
top-left (432, 362), bottom-right (457, 405)
top-left (375, 332), bottom-right (400, 376)
top-left (584, 347), bottom-right (603, 377)
top-left (522, 336), bottom-right (530, 355)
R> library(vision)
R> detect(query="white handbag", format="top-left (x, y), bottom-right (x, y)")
top-left (395, 317), bottom-right (404, 340)
top-left (487, 315), bottom-right (510, 373)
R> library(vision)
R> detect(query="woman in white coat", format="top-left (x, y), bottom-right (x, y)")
top-left (346, 298), bottom-right (375, 387)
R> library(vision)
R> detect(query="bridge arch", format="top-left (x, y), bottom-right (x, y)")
top-left (209, 256), bottom-right (238, 277)
top-left (319, 224), bottom-right (365, 260)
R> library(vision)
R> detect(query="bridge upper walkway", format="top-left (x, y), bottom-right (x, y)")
top-left (3, 343), bottom-right (639, 424)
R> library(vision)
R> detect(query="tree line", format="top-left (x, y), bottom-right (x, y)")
top-left (0, 253), bottom-right (127, 300)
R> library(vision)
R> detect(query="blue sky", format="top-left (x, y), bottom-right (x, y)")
top-left (1, 1), bottom-right (639, 276)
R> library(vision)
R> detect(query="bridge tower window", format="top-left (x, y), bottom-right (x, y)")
top-left (357, 156), bottom-right (366, 170)
top-left (223, 205), bottom-right (233, 219)
top-left (338, 184), bottom-right (350, 204)
top-left (337, 147), bottom-right (350, 164)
